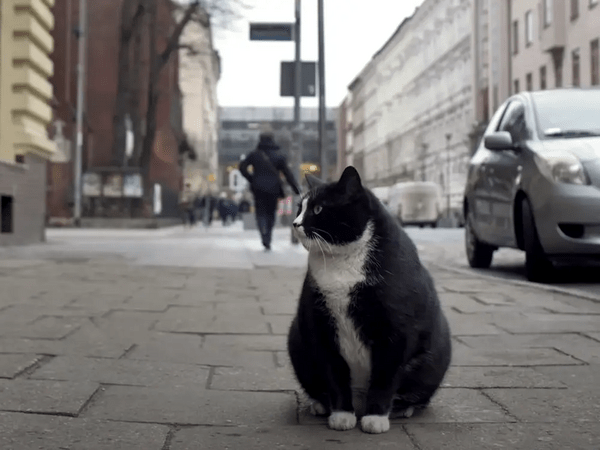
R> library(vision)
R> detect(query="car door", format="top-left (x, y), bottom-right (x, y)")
top-left (485, 99), bottom-right (529, 247)
top-left (466, 101), bottom-right (510, 243)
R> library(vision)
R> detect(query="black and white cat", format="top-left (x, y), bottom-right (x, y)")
top-left (287, 166), bottom-right (451, 434)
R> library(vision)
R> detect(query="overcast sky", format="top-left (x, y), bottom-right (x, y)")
top-left (212, 0), bottom-right (423, 109)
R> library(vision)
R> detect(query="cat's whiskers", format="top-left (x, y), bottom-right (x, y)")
top-left (312, 233), bottom-right (328, 271)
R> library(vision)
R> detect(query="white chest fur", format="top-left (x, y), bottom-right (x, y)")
top-left (308, 224), bottom-right (374, 392)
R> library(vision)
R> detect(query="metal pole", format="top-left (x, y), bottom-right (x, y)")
top-left (291, 0), bottom-right (302, 244)
top-left (317, 0), bottom-right (327, 180)
top-left (73, 0), bottom-right (87, 227)
top-left (445, 133), bottom-right (452, 221)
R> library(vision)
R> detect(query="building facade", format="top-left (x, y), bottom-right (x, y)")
top-left (345, 0), bottom-right (473, 213)
top-left (179, 10), bottom-right (221, 196)
top-left (0, 0), bottom-right (57, 245)
top-left (510, 0), bottom-right (600, 93)
top-left (218, 107), bottom-right (338, 188)
top-left (48, 0), bottom-right (186, 221)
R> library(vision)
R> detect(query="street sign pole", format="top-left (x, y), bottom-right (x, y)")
top-left (317, 0), bottom-right (327, 181)
top-left (291, 0), bottom-right (303, 244)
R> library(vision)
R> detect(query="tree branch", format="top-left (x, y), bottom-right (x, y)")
top-left (157, 1), bottom-right (200, 71)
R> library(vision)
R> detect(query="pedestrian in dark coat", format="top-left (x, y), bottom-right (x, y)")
top-left (239, 125), bottom-right (300, 250)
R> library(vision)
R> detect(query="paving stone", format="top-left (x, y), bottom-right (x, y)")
top-left (83, 385), bottom-right (297, 426)
top-left (203, 334), bottom-right (287, 352)
top-left (267, 315), bottom-right (293, 335)
top-left (126, 333), bottom-right (276, 368)
top-left (440, 280), bottom-right (508, 294)
top-left (441, 366), bottom-right (566, 389)
top-left (170, 425), bottom-right (416, 449)
top-left (0, 411), bottom-right (169, 450)
top-left (30, 356), bottom-right (210, 387)
top-left (154, 305), bottom-right (269, 334)
top-left (210, 365), bottom-right (298, 391)
top-left (584, 332), bottom-right (600, 342)
top-left (0, 354), bottom-right (42, 379)
top-left (0, 379), bottom-right (98, 415)
top-left (91, 310), bottom-right (162, 341)
top-left (260, 301), bottom-right (298, 315)
top-left (0, 316), bottom-right (84, 340)
top-left (452, 344), bottom-right (582, 366)
top-left (406, 422), bottom-right (600, 450)
top-left (459, 332), bottom-right (600, 365)
top-left (298, 388), bottom-right (512, 425)
top-left (127, 288), bottom-right (180, 303)
top-left (534, 365), bottom-right (600, 391)
top-left (444, 311), bottom-right (505, 335)
top-left (498, 313), bottom-right (600, 334)
top-left (484, 388), bottom-right (600, 423)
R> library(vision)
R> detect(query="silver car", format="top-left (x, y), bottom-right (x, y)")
top-left (463, 88), bottom-right (600, 282)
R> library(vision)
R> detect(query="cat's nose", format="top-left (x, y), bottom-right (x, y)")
top-left (292, 221), bottom-right (300, 228)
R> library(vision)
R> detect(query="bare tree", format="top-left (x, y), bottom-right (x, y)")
top-left (111, 0), bottom-right (246, 201)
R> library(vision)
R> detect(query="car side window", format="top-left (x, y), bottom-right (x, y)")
top-left (497, 100), bottom-right (529, 143)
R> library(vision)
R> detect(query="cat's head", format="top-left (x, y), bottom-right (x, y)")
top-left (293, 166), bottom-right (374, 249)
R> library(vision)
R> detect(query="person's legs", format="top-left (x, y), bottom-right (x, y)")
top-left (258, 195), bottom-right (278, 250)
top-left (254, 193), bottom-right (272, 248)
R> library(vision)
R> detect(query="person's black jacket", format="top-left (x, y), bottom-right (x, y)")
top-left (239, 135), bottom-right (300, 197)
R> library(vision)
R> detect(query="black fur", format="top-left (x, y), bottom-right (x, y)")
top-left (288, 166), bottom-right (451, 425)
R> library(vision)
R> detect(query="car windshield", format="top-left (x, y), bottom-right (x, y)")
top-left (533, 90), bottom-right (600, 138)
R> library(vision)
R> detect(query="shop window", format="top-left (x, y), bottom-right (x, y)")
top-left (1, 196), bottom-right (14, 234)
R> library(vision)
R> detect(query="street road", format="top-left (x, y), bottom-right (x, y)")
top-left (405, 227), bottom-right (600, 298)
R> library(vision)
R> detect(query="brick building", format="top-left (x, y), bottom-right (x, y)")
top-left (0, 0), bottom-right (57, 245)
top-left (48, 0), bottom-right (185, 222)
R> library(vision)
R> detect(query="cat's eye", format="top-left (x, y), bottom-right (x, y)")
top-left (313, 205), bottom-right (322, 215)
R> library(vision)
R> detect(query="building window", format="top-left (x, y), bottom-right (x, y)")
top-left (512, 21), bottom-right (519, 54)
top-left (514, 79), bottom-right (520, 93)
top-left (1, 196), bottom-right (14, 234)
top-left (525, 11), bottom-right (534, 46)
top-left (592, 39), bottom-right (600, 85)
top-left (571, 0), bottom-right (579, 19)
top-left (544, 0), bottom-right (553, 27)
top-left (572, 48), bottom-right (580, 87)
top-left (540, 65), bottom-right (547, 89)
top-left (526, 73), bottom-right (533, 91)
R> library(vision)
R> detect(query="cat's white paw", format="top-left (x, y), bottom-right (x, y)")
top-left (310, 400), bottom-right (327, 416)
top-left (361, 414), bottom-right (390, 434)
top-left (328, 411), bottom-right (357, 431)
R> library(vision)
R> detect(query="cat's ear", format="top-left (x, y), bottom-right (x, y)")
top-left (337, 166), bottom-right (363, 196)
top-left (305, 174), bottom-right (325, 189)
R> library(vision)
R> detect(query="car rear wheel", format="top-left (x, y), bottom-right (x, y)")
top-left (465, 210), bottom-right (494, 268)
top-left (521, 198), bottom-right (555, 283)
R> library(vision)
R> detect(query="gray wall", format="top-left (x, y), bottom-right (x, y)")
top-left (0, 154), bottom-right (47, 246)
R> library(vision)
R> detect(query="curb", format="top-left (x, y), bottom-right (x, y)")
top-left (428, 261), bottom-right (600, 303)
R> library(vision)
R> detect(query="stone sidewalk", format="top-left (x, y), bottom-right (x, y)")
top-left (1, 254), bottom-right (600, 449)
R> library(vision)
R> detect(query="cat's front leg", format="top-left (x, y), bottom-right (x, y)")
top-left (361, 349), bottom-right (403, 434)
top-left (325, 363), bottom-right (356, 431)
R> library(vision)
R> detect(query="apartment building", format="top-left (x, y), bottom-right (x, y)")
top-left (346, 0), bottom-right (474, 212)
top-left (511, 0), bottom-right (600, 93)
top-left (179, 10), bottom-right (221, 196)
top-left (0, 0), bottom-right (56, 245)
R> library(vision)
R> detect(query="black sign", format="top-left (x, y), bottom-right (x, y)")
top-left (250, 23), bottom-right (294, 41)
top-left (280, 61), bottom-right (316, 97)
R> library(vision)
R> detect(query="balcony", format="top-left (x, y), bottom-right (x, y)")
top-left (541, 0), bottom-right (566, 52)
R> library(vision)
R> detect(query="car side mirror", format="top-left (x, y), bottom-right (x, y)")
top-left (484, 131), bottom-right (514, 151)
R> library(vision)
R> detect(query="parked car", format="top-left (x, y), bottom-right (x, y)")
top-left (388, 181), bottom-right (442, 227)
top-left (463, 88), bottom-right (600, 282)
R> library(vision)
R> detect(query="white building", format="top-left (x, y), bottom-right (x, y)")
top-left (178, 11), bottom-right (221, 195)
top-left (346, 0), bottom-right (473, 213)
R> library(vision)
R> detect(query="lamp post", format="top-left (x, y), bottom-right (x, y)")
top-left (317, 0), bottom-right (327, 180)
top-left (445, 133), bottom-right (452, 221)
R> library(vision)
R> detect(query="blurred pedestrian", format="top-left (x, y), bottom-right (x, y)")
top-left (239, 123), bottom-right (301, 251)
top-left (179, 184), bottom-right (195, 228)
